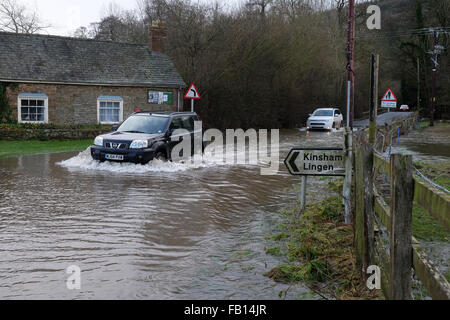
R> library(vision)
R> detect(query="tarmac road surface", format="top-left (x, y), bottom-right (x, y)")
top-left (354, 111), bottom-right (415, 127)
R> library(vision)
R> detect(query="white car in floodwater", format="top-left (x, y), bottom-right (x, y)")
top-left (306, 108), bottom-right (343, 131)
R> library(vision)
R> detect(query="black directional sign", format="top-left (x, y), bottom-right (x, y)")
top-left (284, 147), bottom-right (346, 176)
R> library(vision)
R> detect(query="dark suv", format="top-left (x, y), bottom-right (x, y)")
top-left (91, 111), bottom-right (200, 164)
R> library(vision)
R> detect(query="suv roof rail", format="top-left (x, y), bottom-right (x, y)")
top-left (132, 110), bottom-right (197, 116)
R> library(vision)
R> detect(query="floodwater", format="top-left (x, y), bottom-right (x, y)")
top-left (391, 125), bottom-right (450, 161)
top-left (0, 129), bottom-right (344, 300)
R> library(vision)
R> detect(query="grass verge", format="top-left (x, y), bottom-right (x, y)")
top-left (0, 140), bottom-right (92, 158)
top-left (419, 121), bottom-right (450, 129)
top-left (264, 191), bottom-right (383, 300)
top-left (413, 204), bottom-right (450, 242)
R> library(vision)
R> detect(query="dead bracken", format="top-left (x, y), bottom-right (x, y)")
top-left (264, 191), bottom-right (383, 300)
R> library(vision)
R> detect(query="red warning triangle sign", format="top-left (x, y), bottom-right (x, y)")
top-left (381, 88), bottom-right (397, 101)
top-left (184, 83), bottom-right (201, 100)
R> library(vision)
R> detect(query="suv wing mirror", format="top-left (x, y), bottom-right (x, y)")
top-left (112, 125), bottom-right (119, 131)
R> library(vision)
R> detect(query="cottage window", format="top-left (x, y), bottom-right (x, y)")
top-left (18, 94), bottom-right (48, 123)
top-left (97, 96), bottom-right (123, 124)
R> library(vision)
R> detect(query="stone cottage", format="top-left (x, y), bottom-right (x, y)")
top-left (0, 24), bottom-right (186, 125)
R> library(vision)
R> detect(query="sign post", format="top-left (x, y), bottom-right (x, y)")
top-left (381, 88), bottom-right (397, 112)
top-left (184, 83), bottom-right (201, 112)
top-left (285, 147), bottom-right (346, 211)
top-left (343, 129), bottom-right (352, 224)
top-left (300, 176), bottom-right (307, 211)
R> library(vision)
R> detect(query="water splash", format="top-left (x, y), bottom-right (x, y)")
top-left (57, 147), bottom-right (252, 173)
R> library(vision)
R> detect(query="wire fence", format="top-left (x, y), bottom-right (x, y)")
top-left (414, 167), bottom-right (450, 194)
top-left (373, 128), bottom-right (450, 194)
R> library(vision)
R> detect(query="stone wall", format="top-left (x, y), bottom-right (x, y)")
top-left (6, 83), bottom-right (180, 125)
top-left (0, 125), bottom-right (110, 140)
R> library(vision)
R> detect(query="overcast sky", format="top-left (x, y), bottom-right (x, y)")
top-left (19, 0), bottom-right (242, 36)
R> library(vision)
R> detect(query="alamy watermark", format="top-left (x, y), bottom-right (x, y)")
top-left (170, 122), bottom-right (280, 175)
top-left (366, 265), bottom-right (381, 290)
top-left (66, 265), bottom-right (81, 290)
top-left (366, 5), bottom-right (381, 30)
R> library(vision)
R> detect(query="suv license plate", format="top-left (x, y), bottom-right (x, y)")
top-left (105, 154), bottom-right (124, 161)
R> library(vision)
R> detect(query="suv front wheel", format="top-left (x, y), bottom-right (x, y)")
top-left (155, 151), bottom-right (168, 162)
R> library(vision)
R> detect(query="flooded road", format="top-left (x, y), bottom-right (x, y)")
top-left (0, 130), bottom-right (343, 300)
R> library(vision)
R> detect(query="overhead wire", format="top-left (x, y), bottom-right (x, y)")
top-left (355, 27), bottom-right (450, 40)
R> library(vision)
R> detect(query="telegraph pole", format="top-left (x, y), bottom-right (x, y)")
top-left (343, 0), bottom-right (355, 225)
top-left (429, 29), bottom-right (443, 127)
top-left (417, 57), bottom-right (420, 112)
top-left (374, 54), bottom-right (379, 119)
top-left (430, 31), bottom-right (438, 126)
top-left (346, 0), bottom-right (355, 128)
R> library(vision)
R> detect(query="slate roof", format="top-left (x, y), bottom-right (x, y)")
top-left (0, 32), bottom-right (186, 88)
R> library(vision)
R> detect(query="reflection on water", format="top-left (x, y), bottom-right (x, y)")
top-left (403, 143), bottom-right (450, 159)
top-left (0, 130), bottom-right (343, 299)
top-left (391, 126), bottom-right (450, 162)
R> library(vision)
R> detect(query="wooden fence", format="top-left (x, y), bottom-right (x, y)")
top-left (353, 115), bottom-right (450, 300)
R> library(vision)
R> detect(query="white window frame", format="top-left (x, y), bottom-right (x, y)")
top-left (17, 94), bottom-right (49, 124)
top-left (97, 97), bottom-right (123, 125)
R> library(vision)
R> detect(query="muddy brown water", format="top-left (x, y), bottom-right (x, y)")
top-left (0, 130), bottom-right (344, 299)
top-left (391, 125), bottom-right (450, 161)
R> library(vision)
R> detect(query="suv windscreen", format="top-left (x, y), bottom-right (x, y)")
top-left (313, 110), bottom-right (333, 117)
top-left (118, 115), bottom-right (169, 134)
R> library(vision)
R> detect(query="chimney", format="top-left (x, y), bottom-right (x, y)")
top-left (149, 20), bottom-right (168, 53)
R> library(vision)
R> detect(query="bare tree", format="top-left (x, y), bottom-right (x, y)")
top-left (0, 0), bottom-right (49, 34)
top-left (245, 0), bottom-right (274, 18)
top-left (73, 26), bottom-right (94, 39)
top-left (137, 0), bottom-right (167, 25)
top-left (68, 0), bottom-right (449, 128)
top-left (73, 4), bottom-right (146, 44)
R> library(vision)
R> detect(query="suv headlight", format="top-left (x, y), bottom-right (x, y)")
top-left (130, 140), bottom-right (148, 149)
top-left (94, 136), bottom-right (103, 147)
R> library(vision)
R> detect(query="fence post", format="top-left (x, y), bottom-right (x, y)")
top-left (355, 143), bottom-right (374, 270)
top-left (389, 153), bottom-right (414, 300)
